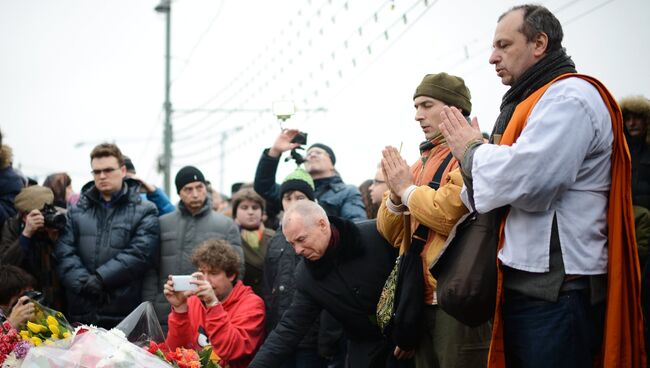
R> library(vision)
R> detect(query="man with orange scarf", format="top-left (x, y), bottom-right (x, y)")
top-left (439, 4), bottom-right (645, 368)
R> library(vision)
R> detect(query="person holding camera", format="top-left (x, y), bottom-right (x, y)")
top-left (254, 131), bottom-right (367, 366)
top-left (0, 186), bottom-right (65, 311)
top-left (254, 129), bottom-right (367, 223)
top-left (164, 239), bottom-right (265, 368)
top-left (0, 265), bottom-right (37, 329)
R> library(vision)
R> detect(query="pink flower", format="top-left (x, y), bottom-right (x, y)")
top-left (13, 340), bottom-right (31, 359)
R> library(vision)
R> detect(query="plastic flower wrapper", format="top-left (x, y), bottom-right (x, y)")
top-left (113, 301), bottom-right (165, 347)
top-left (18, 299), bottom-right (72, 347)
top-left (20, 326), bottom-right (171, 368)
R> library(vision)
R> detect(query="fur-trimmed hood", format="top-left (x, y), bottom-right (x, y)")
top-left (0, 145), bottom-right (13, 170)
top-left (619, 95), bottom-right (650, 144)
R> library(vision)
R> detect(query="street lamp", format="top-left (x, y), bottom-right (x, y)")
top-left (155, 0), bottom-right (173, 196)
top-left (272, 100), bottom-right (295, 122)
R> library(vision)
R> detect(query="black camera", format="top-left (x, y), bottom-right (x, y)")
top-left (22, 290), bottom-right (44, 304)
top-left (41, 203), bottom-right (66, 230)
top-left (291, 131), bottom-right (308, 146)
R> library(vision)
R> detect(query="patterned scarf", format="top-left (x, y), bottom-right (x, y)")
top-left (241, 227), bottom-right (264, 250)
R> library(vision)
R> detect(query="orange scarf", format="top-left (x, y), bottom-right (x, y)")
top-left (487, 74), bottom-right (646, 367)
top-left (410, 144), bottom-right (458, 187)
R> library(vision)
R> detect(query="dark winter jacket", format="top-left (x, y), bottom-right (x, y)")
top-left (0, 146), bottom-right (23, 226)
top-left (141, 199), bottom-right (243, 332)
top-left (0, 217), bottom-right (65, 311)
top-left (55, 178), bottom-right (159, 328)
top-left (253, 149), bottom-right (367, 221)
top-left (250, 218), bottom-right (398, 368)
top-left (262, 230), bottom-right (321, 350)
top-left (630, 136), bottom-right (650, 210)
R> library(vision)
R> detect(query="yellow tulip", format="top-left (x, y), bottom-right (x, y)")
top-left (44, 339), bottom-right (54, 346)
top-left (31, 336), bottom-right (43, 346)
top-left (20, 330), bottom-right (31, 340)
top-left (49, 324), bottom-right (60, 336)
top-left (50, 335), bottom-right (59, 341)
top-left (47, 316), bottom-right (58, 326)
top-left (27, 321), bottom-right (45, 334)
top-left (62, 331), bottom-right (71, 338)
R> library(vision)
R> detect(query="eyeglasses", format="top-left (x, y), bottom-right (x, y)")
top-left (372, 179), bottom-right (386, 185)
top-left (91, 167), bottom-right (119, 176)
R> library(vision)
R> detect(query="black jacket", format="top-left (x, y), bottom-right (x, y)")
top-left (250, 218), bottom-right (398, 368)
top-left (630, 136), bottom-right (650, 209)
top-left (55, 178), bottom-right (159, 328)
top-left (263, 230), bottom-right (320, 350)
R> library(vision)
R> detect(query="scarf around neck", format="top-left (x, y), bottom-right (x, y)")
top-left (491, 48), bottom-right (577, 141)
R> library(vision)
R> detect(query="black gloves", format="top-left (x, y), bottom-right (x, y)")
top-left (80, 274), bottom-right (105, 301)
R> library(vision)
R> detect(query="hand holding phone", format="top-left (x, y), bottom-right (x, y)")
top-left (171, 275), bottom-right (198, 292)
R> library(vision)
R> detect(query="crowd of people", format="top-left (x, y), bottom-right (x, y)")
top-left (0, 4), bottom-right (649, 368)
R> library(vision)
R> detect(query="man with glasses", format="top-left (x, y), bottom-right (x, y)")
top-left (369, 164), bottom-right (389, 208)
top-left (254, 135), bottom-right (366, 223)
top-left (55, 143), bottom-right (160, 328)
top-left (254, 136), bottom-right (366, 366)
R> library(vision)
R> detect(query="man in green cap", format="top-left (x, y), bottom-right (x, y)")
top-left (376, 73), bottom-right (491, 367)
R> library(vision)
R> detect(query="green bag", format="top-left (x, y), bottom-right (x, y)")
top-left (376, 256), bottom-right (400, 331)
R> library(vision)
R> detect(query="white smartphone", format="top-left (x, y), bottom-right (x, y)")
top-left (171, 275), bottom-right (198, 292)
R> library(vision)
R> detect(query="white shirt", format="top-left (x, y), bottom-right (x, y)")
top-left (462, 77), bottom-right (612, 274)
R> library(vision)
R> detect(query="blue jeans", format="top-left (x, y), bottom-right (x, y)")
top-left (281, 348), bottom-right (328, 368)
top-left (502, 289), bottom-right (604, 368)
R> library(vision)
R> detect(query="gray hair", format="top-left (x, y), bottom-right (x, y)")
top-left (282, 200), bottom-right (328, 229)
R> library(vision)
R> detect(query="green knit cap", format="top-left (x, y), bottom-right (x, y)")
top-left (280, 167), bottom-right (315, 202)
top-left (413, 73), bottom-right (472, 116)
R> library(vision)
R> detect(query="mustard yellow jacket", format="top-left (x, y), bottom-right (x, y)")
top-left (376, 168), bottom-right (468, 304)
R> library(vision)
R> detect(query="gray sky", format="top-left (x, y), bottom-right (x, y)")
top-left (2, 0), bottom-right (648, 201)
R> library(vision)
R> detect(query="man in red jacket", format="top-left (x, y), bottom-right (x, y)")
top-left (164, 239), bottom-right (265, 368)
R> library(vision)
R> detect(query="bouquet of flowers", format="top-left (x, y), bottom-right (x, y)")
top-left (118, 302), bottom-right (222, 368)
top-left (147, 341), bottom-right (222, 368)
top-left (0, 322), bottom-right (32, 367)
top-left (18, 299), bottom-right (72, 347)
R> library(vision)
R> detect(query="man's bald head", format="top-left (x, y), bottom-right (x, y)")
top-left (282, 201), bottom-right (331, 261)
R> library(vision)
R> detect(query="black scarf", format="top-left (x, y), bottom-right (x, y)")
top-left (305, 217), bottom-right (364, 280)
top-left (491, 48), bottom-right (577, 141)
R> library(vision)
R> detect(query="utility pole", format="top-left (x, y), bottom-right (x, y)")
top-left (155, 0), bottom-right (172, 195)
top-left (218, 126), bottom-right (243, 193)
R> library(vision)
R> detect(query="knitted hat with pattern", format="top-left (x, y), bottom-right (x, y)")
top-left (280, 167), bottom-right (315, 204)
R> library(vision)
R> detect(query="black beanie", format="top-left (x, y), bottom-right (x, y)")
top-left (175, 166), bottom-right (205, 193)
top-left (279, 167), bottom-right (315, 206)
top-left (308, 143), bottom-right (336, 165)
